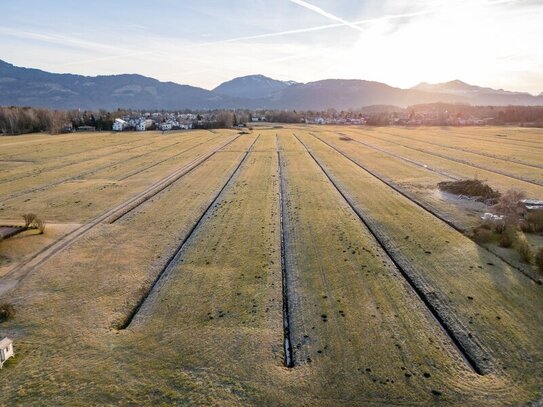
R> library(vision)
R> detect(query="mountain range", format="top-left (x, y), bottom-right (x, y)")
top-left (1, 59), bottom-right (542, 110)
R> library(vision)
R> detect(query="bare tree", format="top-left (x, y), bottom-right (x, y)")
top-left (493, 189), bottom-right (526, 225)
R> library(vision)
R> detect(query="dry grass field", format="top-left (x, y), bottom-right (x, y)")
top-left (0, 126), bottom-right (542, 405)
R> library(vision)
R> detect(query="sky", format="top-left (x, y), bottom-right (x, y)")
top-left (1, 0), bottom-right (542, 94)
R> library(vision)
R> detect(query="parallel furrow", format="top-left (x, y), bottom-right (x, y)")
top-left (276, 136), bottom-right (294, 368)
top-left (311, 133), bottom-right (542, 285)
top-left (295, 133), bottom-right (489, 375)
top-left (119, 135), bottom-right (260, 329)
top-left (354, 131), bottom-right (543, 186)
top-left (376, 130), bottom-right (543, 171)
top-left (0, 135), bottom-right (241, 296)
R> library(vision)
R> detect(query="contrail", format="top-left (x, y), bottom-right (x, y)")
top-left (5, 0), bottom-right (521, 72)
top-left (288, 0), bottom-right (365, 32)
top-left (215, 0), bottom-right (519, 44)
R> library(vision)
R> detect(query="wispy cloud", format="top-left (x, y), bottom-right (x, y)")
top-left (1, 0), bottom-right (539, 93)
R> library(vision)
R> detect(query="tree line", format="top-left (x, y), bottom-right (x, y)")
top-left (2, 104), bottom-right (543, 135)
top-left (0, 107), bottom-right (116, 135)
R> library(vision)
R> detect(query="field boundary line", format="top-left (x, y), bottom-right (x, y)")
top-left (311, 133), bottom-right (543, 285)
top-left (119, 135), bottom-right (260, 329)
top-left (295, 133), bottom-right (490, 375)
top-left (0, 135), bottom-right (242, 296)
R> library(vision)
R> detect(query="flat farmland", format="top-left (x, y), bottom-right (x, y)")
top-left (0, 126), bottom-right (542, 405)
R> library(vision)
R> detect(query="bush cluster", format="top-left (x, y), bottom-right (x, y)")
top-left (518, 239), bottom-right (533, 264)
top-left (498, 234), bottom-right (513, 248)
top-left (536, 247), bottom-right (543, 274)
top-left (0, 303), bottom-right (15, 323)
top-left (21, 213), bottom-right (46, 234)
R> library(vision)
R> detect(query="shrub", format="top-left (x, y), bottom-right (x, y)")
top-left (33, 218), bottom-right (46, 234)
top-left (473, 227), bottom-right (492, 243)
top-left (0, 303), bottom-right (15, 322)
top-left (493, 189), bottom-right (526, 225)
top-left (536, 247), bottom-right (543, 274)
top-left (518, 239), bottom-right (533, 263)
top-left (519, 221), bottom-right (532, 233)
top-left (22, 213), bottom-right (37, 228)
top-left (494, 222), bottom-right (506, 234)
top-left (498, 233), bottom-right (513, 248)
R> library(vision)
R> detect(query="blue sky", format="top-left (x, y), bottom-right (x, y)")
top-left (1, 0), bottom-right (542, 94)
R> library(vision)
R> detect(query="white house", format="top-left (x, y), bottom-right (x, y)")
top-left (0, 337), bottom-right (14, 368)
top-left (160, 122), bottom-right (173, 131)
top-left (112, 118), bottom-right (128, 132)
top-left (136, 119), bottom-right (153, 131)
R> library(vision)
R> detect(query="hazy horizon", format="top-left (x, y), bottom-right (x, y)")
top-left (1, 0), bottom-right (542, 94)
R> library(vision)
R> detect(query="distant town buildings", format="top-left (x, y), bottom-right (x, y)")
top-left (112, 112), bottom-right (196, 132)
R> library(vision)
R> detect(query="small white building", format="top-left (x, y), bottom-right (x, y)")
top-left (136, 119), bottom-right (153, 131)
top-left (112, 118), bottom-right (128, 132)
top-left (160, 122), bottom-right (173, 131)
top-left (481, 212), bottom-right (504, 222)
top-left (0, 337), bottom-right (14, 368)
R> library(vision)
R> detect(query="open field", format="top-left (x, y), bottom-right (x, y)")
top-left (0, 126), bottom-right (542, 405)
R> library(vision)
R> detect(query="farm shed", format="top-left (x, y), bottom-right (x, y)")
top-left (0, 338), bottom-right (14, 368)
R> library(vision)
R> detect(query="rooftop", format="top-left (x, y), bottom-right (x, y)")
top-left (0, 337), bottom-right (13, 348)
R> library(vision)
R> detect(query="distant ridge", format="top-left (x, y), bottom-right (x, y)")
top-left (1, 59), bottom-right (542, 110)
top-left (212, 74), bottom-right (295, 99)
